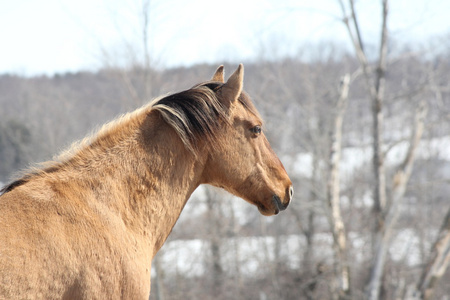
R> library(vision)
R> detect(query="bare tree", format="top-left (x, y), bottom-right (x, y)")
top-left (338, 1), bottom-right (431, 299)
top-left (368, 100), bottom-right (427, 300)
top-left (151, 254), bottom-right (166, 300)
top-left (338, 2), bottom-right (389, 298)
top-left (326, 74), bottom-right (351, 300)
top-left (205, 187), bottom-right (225, 295)
top-left (98, 0), bottom-right (162, 109)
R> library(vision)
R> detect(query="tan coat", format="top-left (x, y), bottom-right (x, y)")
top-left (0, 65), bottom-right (292, 299)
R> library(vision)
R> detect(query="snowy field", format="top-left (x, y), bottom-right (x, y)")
top-left (289, 135), bottom-right (450, 181)
top-left (155, 228), bottom-right (427, 278)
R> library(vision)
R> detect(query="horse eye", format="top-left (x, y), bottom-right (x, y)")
top-left (250, 125), bottom-right (262, 135)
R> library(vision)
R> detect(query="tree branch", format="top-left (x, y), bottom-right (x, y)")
top-left (417, 207), bottom-right (450, 300)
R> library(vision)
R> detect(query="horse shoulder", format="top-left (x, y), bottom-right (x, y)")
top-left (0, 180), bottom-right (151, 299)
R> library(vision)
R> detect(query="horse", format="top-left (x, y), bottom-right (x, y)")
top-left (0, 64), bottom-right (293, 299)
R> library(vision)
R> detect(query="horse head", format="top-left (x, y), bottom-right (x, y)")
top-left (201, 64), bottom-right (293, 216)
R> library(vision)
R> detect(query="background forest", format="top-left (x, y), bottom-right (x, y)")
top-left (1, 1), bottom-right (450, 300)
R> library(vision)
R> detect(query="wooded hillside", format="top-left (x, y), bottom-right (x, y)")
top-left (1, 41), bottom-right (450, 298)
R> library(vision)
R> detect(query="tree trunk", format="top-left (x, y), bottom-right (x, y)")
top-left (338, 1), bottom-right (389, 298)
top-left (371, 0), bottom-right (389, 230)
top-left (326, 74), bottom-right (351, 300)
top-left (367, 101), bottom-right (427, 300)
top-left (205, 187), bottom-right (224, 294)
top-left (152, 254), bottom-right (166, 300)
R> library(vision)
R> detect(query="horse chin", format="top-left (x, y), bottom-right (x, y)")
top-left (256, 194), bottom-right (288, 216)
top-left (258, 205), bottom-right (278, 216)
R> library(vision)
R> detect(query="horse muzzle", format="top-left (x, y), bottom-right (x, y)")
top-left (272, 185), bottom-right (293, 214)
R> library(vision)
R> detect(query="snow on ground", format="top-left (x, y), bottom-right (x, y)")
top-left (389, 228), bottom-right (423, 267)
top-left (156, 229), bottom-right (426, 278)
top-left (290, 135), bottom-right (450, 182)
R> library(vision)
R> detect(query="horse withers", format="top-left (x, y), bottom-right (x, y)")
top-left (0, 64), bottom-right (293, 299)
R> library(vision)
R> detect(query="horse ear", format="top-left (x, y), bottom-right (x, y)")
top-left (211, 65), bottom-right (225, 82)
top-left (221, 64), bottom-right (243, 104)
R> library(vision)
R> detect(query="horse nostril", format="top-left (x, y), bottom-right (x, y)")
top-left (273, 195), bottom-right (286, 212)
top-left (289, 186), bottom-right (294, 199)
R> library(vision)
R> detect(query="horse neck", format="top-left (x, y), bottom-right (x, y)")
top-left (134, 113), bottom-right (208, 254)
top-left (62, 110), bottom-right (206, 256)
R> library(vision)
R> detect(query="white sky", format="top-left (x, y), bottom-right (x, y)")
top-left (0, 0), bottom-right (449, 76)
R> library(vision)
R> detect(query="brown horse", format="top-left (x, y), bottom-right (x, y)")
top-left (0, 64), bottom-right (293, 299)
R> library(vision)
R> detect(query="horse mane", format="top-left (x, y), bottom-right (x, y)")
top-left (1, 81), bottom-right (246, 194)
top-left (151, 82), bottom-right (230, 154)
